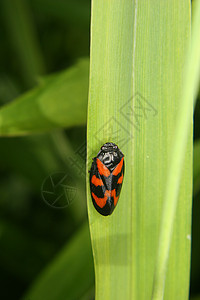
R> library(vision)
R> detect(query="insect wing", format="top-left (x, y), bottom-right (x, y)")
top-left (111, 157), bottom-right (124, 205)
top-left (90, 160), bottom-right (109, 215)
top-left (89, 145), bottom-right (125, 216)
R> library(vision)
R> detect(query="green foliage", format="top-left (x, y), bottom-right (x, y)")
top-left (1, 0), bottom-right (45, 87)
top-left (152, 1), bottom-right (200, 298)
top-left (87, 0), bottom-right (196, 300)
top-left (0, 59), bottom-right (89, 136)
top-left (22, 223), bottom-right (94, 300)
top-left (0, 0), bottom-right (92, 299)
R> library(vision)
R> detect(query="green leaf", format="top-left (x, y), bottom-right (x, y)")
top-left (22, 223), bottom-right (94, 300)
top-left (0, 59), bottom-right (89, 136)
top-left (152, 0), bottom-right (200, 297)
top-left (1, 0), bottom-right (45, 87)
top-left (87, 1), bottom-right (192, 300)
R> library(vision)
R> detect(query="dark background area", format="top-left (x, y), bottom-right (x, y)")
top-left (0, 1), bottom-right (90, 299)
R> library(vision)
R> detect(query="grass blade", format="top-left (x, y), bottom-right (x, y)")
top-left (0, 59), bottom-right (89, 136)
top-left (1, 0), bottom-right (45, 87)
top-left (152, 2), bottom-right (200, 298)
top-left (87, 1), bottom-right (192, 299)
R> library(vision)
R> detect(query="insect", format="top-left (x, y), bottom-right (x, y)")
top-left (89, 142), bottom-right (125, 216)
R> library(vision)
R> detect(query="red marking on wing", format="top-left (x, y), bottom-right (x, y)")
top-left (112, 157), bottom-right (124, 176)
top-left (105, 190), bottom-right (111, 197)
top-left (91, 175), bottom-right (103, 186)
top-left (92, 192), bottom-right (107, 208)
top-left (117, 174), bottom-right (123, 184)
top-left (96, 158), bottom-right (110, 177)
top-left (92, 189), bottom-right (119, 208)
top-left (104, 190), bottom-right (119, 206)
top-left (111, 189), bottom-right (119, 206)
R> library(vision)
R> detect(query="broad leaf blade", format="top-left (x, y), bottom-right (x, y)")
top-left (87, 1), bottom-right (191, 300)
top-left (0, 59), bottom-right (89, 136)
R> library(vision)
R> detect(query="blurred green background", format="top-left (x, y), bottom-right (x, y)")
top-left (0, 0), bottom-right (199, 299)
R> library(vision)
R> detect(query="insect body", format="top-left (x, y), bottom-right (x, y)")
top-left (89, 142), bottom-right (125, 216)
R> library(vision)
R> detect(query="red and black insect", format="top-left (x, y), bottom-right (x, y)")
top-left (89, 142), bottom-right (125, 216)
